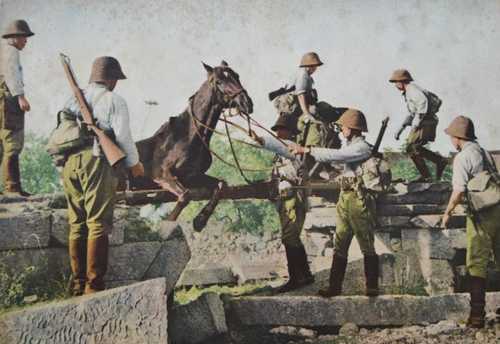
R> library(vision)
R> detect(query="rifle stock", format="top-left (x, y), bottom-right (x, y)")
top-left (59, 53), bottom-right (125, 166)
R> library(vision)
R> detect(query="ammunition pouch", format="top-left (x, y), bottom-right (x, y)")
top-left (467, 171), bottom-right (500, 212)
top-left (46, 110), bottom-right (94, 166)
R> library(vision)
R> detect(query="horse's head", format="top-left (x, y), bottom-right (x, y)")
top-left (203, 61), bottom-right (253, 115)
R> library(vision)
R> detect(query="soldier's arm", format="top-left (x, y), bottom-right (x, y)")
top-left (4, 47), bottom-right (24, 97)
top-left (442, 155), bottom-right (468, 227)
top-left (110, 95), bottom-right (140, 169)
top-left (294, 141), bottom-right (371, 164)
top-left (261, 135), bottom-right (296, 160)
top-left (406, 85), bottom-right (428, 117)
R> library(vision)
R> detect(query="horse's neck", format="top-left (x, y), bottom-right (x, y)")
top-left (190, 82), bottom-right (223, 142)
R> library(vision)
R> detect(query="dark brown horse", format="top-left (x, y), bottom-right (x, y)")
top-left (128, 61), bottom-right (253, 222)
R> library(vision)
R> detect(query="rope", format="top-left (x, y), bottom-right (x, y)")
top-left (187, 98), bottom-right (273, 173)
top-left (224, 114), bottom-right (255, 184)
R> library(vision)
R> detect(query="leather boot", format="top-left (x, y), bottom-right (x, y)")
top-left (318, 254), bottom-right (348, 297)
top-left (277, 245), bottom-right (300, 293)
top-left (467, 276), bottom-right (486, 328)
top-left (419, 147), bottom-right (448, 181)
top-left (3, 154), bottom-right (31, 197)
top-left (409, 154), bottom-right (431, 182)
top-left (85, 235), bottom-right (109, 294)
top-left (364, 254), bottom-right (379, 297)
top-left (69, 240), bottom-right (87, 296)
top-left (296, 244), bottom-right (314, 285)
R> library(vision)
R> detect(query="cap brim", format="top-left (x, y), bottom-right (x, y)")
top-left (2, 32), bottom-right (34, 39)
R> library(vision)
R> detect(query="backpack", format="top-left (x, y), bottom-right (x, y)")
top-left (423, 89), bottom-right (442, 115)
top-left (466, 148), bottom-right (500, 212)
top-left (46, 110), bottom-right (93, 166)
top-left (360, 155), bottom-right (392, 193)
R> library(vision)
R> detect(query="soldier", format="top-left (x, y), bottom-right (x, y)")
top-left (62, 56), bottom-right (144, 295)
top-left (294, 52), bottom-right (324, 147)
top-left (250, 114), bottom-right (314, 292)
top-left (0, 20), bottom-right (35, 196)
top-left (291, 109), bottom-right (380, 297)
top-left (442, 116), bottom-right (500, 328)
top-left (390, 69), bottom-right (447, 182)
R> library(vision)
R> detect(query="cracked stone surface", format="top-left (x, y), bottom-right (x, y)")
top-left (0, 278), bottom-right (168, 344)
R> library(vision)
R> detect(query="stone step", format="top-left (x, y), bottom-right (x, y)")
top-left (225, 292), bottom-right (500, 328)
top-left (0, 278), bottom-right (169, 344)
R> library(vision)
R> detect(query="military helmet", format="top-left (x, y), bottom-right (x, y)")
top-left (389, 69), bottom-right (413, 83)
top-left (89, 56), bottom-right (127, 83)
top-left (2, 20), bottom-right (35, 39)
top-left (444, 116), bottom-right (476, 140)
top-left (271, 114), bottom-right (300, 134)
top-left (336, 108), bottom-right (368, 132)
top-left (299, 52), bottom-right (323, 67)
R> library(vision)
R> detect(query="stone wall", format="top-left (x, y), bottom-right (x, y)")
top-left (0, 200), bottom-right (190, 292)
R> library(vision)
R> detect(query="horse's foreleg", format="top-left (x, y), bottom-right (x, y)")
top-left (154, 173), bottom-right (191, 221)
top-left (193, 181), bottom-right (225, 231)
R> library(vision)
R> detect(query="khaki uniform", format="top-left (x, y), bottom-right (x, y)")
top-left (310, 136), bottom-right (375, 258)
top-left (62, 81), bottom-right (138, 294)
top-left (0, 43), bottom-right (26, 191)
top-left (402, 83), bottom-right (438, 154)
top-left (260, 134), bottom-right (313, 290)
top-left (398, 83), bottom-right (446, 180)
top-left (261, 135), bottom-right (305, 247)
top-left (452, 141), bottom-right (500, 278)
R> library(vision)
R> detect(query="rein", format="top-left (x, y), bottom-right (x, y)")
top-left (187, 94), bottom-right (272, 174)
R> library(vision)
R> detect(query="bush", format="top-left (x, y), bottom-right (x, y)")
top-left (0, 133), bottom-right (63, 194)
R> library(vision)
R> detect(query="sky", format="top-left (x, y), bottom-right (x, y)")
top-left (1, 0), bottom-right (500, 154)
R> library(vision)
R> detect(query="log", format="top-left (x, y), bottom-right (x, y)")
top-left (118, 180), bottom-right (279, 206)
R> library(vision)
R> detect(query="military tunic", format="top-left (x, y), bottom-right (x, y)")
top-left (262, 135), bottom-right (306, 247)
top-left (452, 141), bottom-right (500, 278)
top-left (62, 83), bottom-right (139, 241)
top-left (0, 42), bottom-right (26, 169)
top-left (401, 83), bottom-right (438, 155)
top-left (310, 136), bottom-right (376, 258)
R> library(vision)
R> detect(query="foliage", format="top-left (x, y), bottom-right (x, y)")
top-left (0, 251), bottom-right (69, 313)
top-left (0, 133), bottom-right (63, 194)
top-left (179, 132), bottom-right (281, 234)
top-left (384, 146), bottom-right (452, 182)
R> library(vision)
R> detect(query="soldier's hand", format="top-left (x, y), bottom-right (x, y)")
top-left (289, 144), bottom-right (310, 155)
top-left (130, 162), bottom-right (145, 178)
top-left (249, 129), bottom-right (264, 146)
top-left (302, 113), bottom-right (314, 124)
top-left (18, 95), bottom-right (31, 112)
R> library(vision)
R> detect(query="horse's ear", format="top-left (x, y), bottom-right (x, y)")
top-left (220, 60), bottom-right (228, 67)
top-left (202, 62), bottom-right (213, 74)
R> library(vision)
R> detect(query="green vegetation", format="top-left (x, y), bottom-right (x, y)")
top-left (0, 252), bottom-right (69, 313)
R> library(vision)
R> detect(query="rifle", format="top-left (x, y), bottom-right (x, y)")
top-left (373, 116), bottom-right (390, 156)
top-left (59, 53), bottom-right (126, 167)
top-left (268, 85), bottom-right (296, 101)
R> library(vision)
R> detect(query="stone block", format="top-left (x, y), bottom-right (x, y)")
top-left (410, 214), bottom-right (465, 229)
top-left (303, 206), bottom-right (336, 232)
top-left (224, 292), bottom-right (500, 328)
top-left (401, 229), bottom-right (466, 260)
top-left (0, 204), bottom-right (51, 250)
top-left (232, 264), bottom-right (284, 284)
top-left (178, 266), bottom-right (237, 287)
top-left (0, 278), bottom-right (169, 344)
top-left (377, 216), bottom-right (410, 229)
top-left (169, 292), bottom-right (227, 344)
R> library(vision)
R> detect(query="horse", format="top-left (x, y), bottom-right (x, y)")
top-left (127, 61), bottom-right (254, 225)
